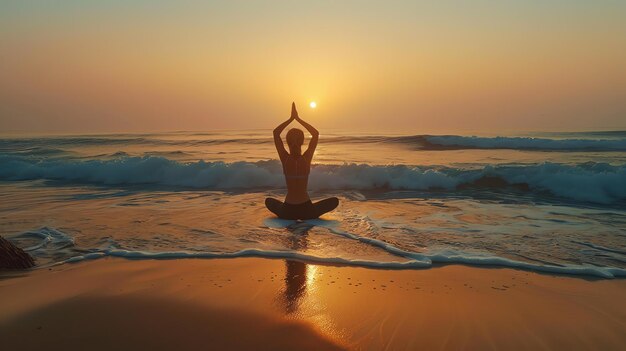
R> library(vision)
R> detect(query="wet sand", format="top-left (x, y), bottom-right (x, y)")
top-left (1, 258), bottom-right (625, 350)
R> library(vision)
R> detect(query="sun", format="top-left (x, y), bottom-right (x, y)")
top-left (309, 101), bottom-right (317, 109)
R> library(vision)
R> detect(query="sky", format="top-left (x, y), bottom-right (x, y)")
top-left (1, 1), bottom-right (625, 134)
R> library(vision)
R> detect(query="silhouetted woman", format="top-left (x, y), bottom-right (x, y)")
top-left (265, 103), bottom-right (339, 220)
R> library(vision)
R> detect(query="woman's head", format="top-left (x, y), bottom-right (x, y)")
top-left (286, 128), bottom-right (304, 155)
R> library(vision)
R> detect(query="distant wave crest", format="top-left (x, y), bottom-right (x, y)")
top-left (2, 133), bottom-right (626, 152)
top-left (423, 135), bottom-right (626, 151)
top-left (1, 154), bottom-right (625, 204)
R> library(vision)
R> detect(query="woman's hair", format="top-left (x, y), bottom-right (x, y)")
top-left (286, 128), bottom-right (304, 154)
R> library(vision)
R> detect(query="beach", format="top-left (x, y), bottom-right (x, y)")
top-left (2, 257), bottom-right (625, 350)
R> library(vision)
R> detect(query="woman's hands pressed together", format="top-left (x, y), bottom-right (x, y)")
top-left (290, 102), bottom-right (300, 121)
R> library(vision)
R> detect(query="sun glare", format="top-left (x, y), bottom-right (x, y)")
top-left (309, 101), bottom-right (317, 109)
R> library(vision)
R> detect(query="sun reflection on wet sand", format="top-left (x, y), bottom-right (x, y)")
top-left (280, 223), bottom-right (312, 314)
top-left (306, 264), bottom-right (318, 287)
top-left (277, 222), bottom-right (347, 343)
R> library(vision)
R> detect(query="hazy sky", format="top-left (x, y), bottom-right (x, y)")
top-left (1, 1), bottom-right (625, 133)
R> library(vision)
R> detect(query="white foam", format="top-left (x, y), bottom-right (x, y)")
top-left (35, 222), bottom-right (624, 279)
top-left (7, 227), bottom-right (75, 252)
top-left (54, 244), bottom-right (626, 279)
top-left (323, 226), bottom-right (626, 278)
top-left (62, 248), bottom-right (429, 269)
top-left (1, 155), bottom-right (624, 204)
top-left (417, 250), bottom-right (626, 279)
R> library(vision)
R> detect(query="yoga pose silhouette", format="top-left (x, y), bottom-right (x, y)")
top-left (265, 103), bottom-right (339, 220)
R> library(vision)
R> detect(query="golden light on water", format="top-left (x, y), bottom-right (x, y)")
top-left (309, 101), bottom-right (317, 109)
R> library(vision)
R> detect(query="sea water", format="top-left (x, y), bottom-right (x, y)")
top-left (1, 130), bottom-right (625, 278)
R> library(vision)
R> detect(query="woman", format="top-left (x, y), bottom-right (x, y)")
top-left (265, 102), bottom-right (339, 220)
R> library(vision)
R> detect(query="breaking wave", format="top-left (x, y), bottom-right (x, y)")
top-left (1, 154), bottom-right (625, 204)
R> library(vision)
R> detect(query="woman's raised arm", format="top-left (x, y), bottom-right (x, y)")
top-left (273, 104), bottom-right (296, 162)
top-left (293, 104), bottom-right (319, 160)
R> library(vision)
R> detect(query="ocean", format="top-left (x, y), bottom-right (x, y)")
top-left (1, 130), bottom-right (625, 278)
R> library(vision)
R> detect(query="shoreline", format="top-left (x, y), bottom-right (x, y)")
top-left (39, 249), bottom-right (626, 280)
top-left (2, 257), bottom-right (625, 350)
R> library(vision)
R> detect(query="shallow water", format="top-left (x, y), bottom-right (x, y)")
top-left (1, 130), bottom-right (625, 278)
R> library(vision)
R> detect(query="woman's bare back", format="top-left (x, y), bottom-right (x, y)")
top-left (283, 154), bottom-right (311, 204)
